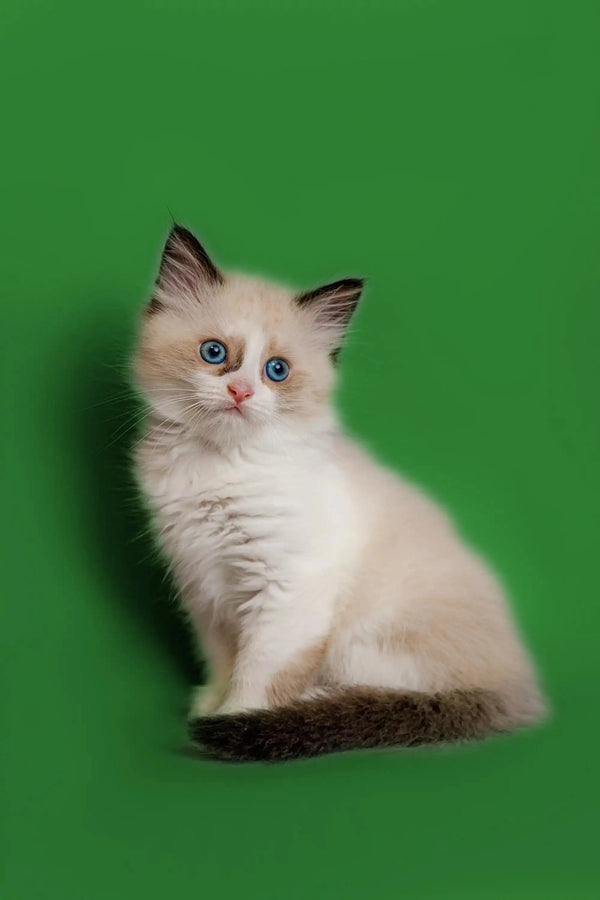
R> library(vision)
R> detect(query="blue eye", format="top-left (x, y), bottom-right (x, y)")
top-left (265, 358), bottom-right (289, 382)
top-left (200, 340), bottom-right (227, 365)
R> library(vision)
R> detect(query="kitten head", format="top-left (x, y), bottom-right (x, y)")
top-left (134, 225), bottom-right (364, 447)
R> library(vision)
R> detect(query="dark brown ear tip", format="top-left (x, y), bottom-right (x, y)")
top-left (350, 277), bottom-right (366, 294)
top-left (159, 223), bottom-right (224, 287)
top-left (334, 277), bottom-right (366, 297)
top-left (167, 223), bottom-right (196, 246)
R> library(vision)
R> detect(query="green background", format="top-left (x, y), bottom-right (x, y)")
top-left (3, 1), bottom-right (599, 897)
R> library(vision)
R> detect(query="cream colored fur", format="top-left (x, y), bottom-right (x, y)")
top-left (133, 227), bottom-right (544, 728)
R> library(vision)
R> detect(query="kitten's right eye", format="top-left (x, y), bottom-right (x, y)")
top-left (200, 340), bottom-right (227, 365)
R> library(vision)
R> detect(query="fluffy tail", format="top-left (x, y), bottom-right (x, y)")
top-left (189, 687), bottom-right (536, 762)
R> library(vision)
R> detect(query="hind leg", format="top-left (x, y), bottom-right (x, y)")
top-left (324, 638), bottom-right (428, 692)
top-left (323, 615), bottom-right (443, 693)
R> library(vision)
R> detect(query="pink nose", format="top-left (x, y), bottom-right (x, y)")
top-left (227, 382), bottom-right (254, 404)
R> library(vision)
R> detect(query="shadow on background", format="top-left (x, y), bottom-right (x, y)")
top-left (70, 310), bottom-right (200, 686)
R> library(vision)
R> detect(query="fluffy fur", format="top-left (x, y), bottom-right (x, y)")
top-left (133, 224), bottom-right (545, 762)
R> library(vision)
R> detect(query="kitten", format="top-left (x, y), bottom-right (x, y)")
top-left (133, 224), bottom-right (545, 762)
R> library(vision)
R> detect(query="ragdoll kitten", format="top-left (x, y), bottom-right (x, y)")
top-left (133, 224), bottom-right (545, 762)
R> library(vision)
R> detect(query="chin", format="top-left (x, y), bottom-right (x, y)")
top-left (189, 408), bottom-right (261, 447)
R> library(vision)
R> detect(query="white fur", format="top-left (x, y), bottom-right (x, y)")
top-left (137, 414), bottom-right (361, 712)
top-left (134, 232), bottom-right (543, 722)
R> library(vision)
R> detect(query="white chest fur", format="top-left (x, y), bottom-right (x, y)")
top-left (137, 425), bottom-right (360, 622)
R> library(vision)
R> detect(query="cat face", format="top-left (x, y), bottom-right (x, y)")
top-left (134, 226), bottom-right (363, 446)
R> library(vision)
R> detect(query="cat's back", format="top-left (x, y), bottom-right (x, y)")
top-left (332, 432), bottom-right (456, 541)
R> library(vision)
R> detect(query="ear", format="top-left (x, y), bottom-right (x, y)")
top-left (296, 278), bottom-right (364, 359)
top-left (148, 224), bottom-right (223, 313)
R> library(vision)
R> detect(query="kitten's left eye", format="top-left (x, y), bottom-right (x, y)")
top-left (265, 358), bottom-right (289, 382)
top-left (200, 340), bottom-right (227, 364)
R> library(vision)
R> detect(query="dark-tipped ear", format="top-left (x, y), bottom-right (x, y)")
top-left (296, 278), bottom-right (364, 360)
top-left (150, 225), bottom-right (223, 311)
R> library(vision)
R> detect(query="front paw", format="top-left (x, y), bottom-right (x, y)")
top-left (216, 696), bottom-right (268, 716)
top-left (189, 684), bottom-right (223, 718)
top-left (214, 699), bottom-right (248, 716)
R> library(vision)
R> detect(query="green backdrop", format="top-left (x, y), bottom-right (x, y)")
top-left (3, 2), bottom-right (599, 898)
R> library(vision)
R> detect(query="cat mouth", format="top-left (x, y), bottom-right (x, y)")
top-left (219, 405), bottom-right (245, 417)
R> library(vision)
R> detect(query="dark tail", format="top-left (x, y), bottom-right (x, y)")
top-left (189, 687), bottom-right (536, 763)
